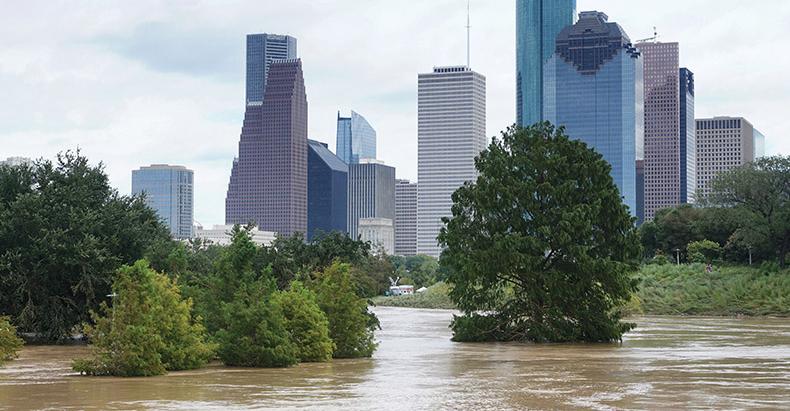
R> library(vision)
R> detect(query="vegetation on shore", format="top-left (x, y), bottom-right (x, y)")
top-left (372, 282), bottom-right (455, 310)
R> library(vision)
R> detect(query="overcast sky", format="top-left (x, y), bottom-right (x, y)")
top-left (1, 0), bottom-right (788, 225)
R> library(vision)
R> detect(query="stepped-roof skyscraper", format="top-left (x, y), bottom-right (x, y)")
top-left (246, 33), bottom-right (297, 105)
top-left (336, 111), bottom-right (377, 164)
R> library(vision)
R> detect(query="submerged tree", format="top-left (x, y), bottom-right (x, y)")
top-left (438, 123), bottom-right (641, 343)
top-left (271, 282), bottom-right (334, 362)
top-left (0, 316), bottom-right (23, 365)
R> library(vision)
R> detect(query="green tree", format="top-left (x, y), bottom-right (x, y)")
top-left (271, 282), bottom-right (334, 362)
top-left (0, 152), bottom-right (170, 341)
top-left (687, 240), bottom-right (722, 264)
top-left (313, 261), bottom-right (378, 358)
top-left (73, 260), bottom-right (214, 376)
top-left (706, 156), bottom-right (790, 267)
top-left (0, 316), bottom-right (23, 365)
top-left (438, 123), bottom-right (640, 343)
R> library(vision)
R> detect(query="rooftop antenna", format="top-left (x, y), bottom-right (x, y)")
top-left (636, 26), bottom-right (659, 43)
top-left (466, 0), bottom-right (472, 68)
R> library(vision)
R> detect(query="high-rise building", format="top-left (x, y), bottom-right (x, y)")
top-left (358, 217), bottom-right (395, 255)
top-left (516, 0), bottom-right (576, 126)
top-left (226, 59), bottom-right (308, 236)
top-left (754, 129), bottom-right (766, 159)
top-left (695, 117), bottom-right (762, 198)
top-left (246, 33), bottom-right (297, 105)
top-left (347, 159), bottom-right (395, 240)
top-left (307, 139), bottom-right (348, 240)
top-left (336, 111), bottom-right (377, 164)
top-left (543, 11), bottom-right (643, 217)
top-left (637, 41), bottom-right (696, 220)
top-left (417, 66), bottom-right (486, 258)
top-left (395, 179), bottom-right (417, 256)
top-left (132, 164), bottom-right (194, 239)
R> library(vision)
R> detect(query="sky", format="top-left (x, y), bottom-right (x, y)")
top-left (1, 0), bottom-right (788, 226)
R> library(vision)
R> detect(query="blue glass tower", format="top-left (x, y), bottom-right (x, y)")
top-left (679, 68), bottom-right (696, 204)
top-left (132, 164), bottom-right (194, 239)
top-left (336, 111), bottom-right (377, 164)
top-left (543, 11), bottom-right (644, 216)
top-left (516, 0), bottom-right (576, 127)
top-left (307, 139), bottom-right (348, 240)
top-left (246, 33), bottom-right (297, 105)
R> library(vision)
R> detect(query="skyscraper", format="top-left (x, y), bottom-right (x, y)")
top-left (637, 41), bottom-right (696, 220)
top-left (516, 0), bottom-right (576, 126)
top-left (395, 179), bottom-right (417, 256)
top-left (132, 164), bottom-right (194, 239)
top-left (543, 11), bottom-right (643, 217)
top-left (347, 160), bottom-right (395, 240)
top-left (417, 66), bottom-right (486, 258)
top-left (226, 59), bottom-right (308, 236)
top-left (336, 111), bottom-right (377, 164)
top-left (696, 117), bottom-right (762, 198)
top-left (307, 139), bottom-right (348, 240)
top-left (246, 33), bottom-right (297, 105)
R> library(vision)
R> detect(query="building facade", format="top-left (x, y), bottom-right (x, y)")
top-left (417, 66), bottom-right (486, 258)
top-left (516, 0), bottom-right (576, 126)
top-left (347, 160), bottom-right (395, 240)
top-left (226, 59), bottom-right (308, 236)
top-left (132, 164), bottom-right (194, 239)
top-left (679, 68), bottom-right (696, 204)
top-left (543, 11), bottom-right (644, 217)
top-left (307, 139), bottom-right (348, 240)
top-left (695, 117), bottom-right (760, 198)
top-left (336, 111), bottom-right (377, 164)
top-left (395, 179), bottom-right (417, 256)
top-left (358, 217), bottom-right (395, 255)
top-left (246, 33), bottom-right (297, 105)
top-left (194, 224), bottom-right (276, 246)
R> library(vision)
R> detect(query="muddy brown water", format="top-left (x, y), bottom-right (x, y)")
top-left (1, 307), bottom-right (788, 410)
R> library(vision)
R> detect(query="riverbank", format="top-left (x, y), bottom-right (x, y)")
top-left (373, 265), bottom-right (790, 316)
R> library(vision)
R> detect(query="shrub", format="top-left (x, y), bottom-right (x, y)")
top-left (271, 282), bottom-right (334, 363)
top-left (0, 316), bottom-right (23, 365)
top-left (687, 240), bottom-right (721, 264)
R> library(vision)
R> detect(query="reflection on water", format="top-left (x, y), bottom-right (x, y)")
top-left (1, 308), bottom-right (788, 410)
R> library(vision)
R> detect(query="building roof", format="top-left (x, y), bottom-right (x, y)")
top-left (308, 139), bottom-right (348, 172)
top-left (556, 11), bottom-right (638, 74)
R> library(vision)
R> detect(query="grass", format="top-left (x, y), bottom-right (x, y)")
top-left (371, 282), bottom-right (456, 310)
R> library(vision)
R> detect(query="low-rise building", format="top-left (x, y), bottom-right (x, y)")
top-left (358, 217), bottom-right (394, 255)
top-left (194, 224), bottom-right (276, 246)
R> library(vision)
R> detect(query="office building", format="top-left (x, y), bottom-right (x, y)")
top-left (395, 179), bottom-right (417, 256)
top-left (417, 66), bottom-right (486, 258)
top-left (246, 33), bottom-right (297, 105)
top-left (543, 11), bottom-right (643, 217)
top-left (679, 68), bottom-right (696, 205)
top-left (696, 117), bottom-right (762, 198)
top-left (347, 159), bottom-right (395, 240)
top-left (754, 129), bottom-right (766, 159)
top-left (336, 111), bottom-right (377, 164)
top-left (226, 59), bottom-right (308, 236)
top-left (516, 0), bottom-right (576, 126)
top-left (132, 164), bottom-right (194, 239)
top-left (359, 218), bottom-right (395, 255)
top-left (194, 224), bottom-right (276, 246)
top-left (307, 139), bottom-right (348, 240)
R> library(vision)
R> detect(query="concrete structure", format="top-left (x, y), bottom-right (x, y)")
top-left (336, 111), bottom-right (377, 164)
top-left (347, 159), bottom-right (395, 240)
top-left (695, 117), bottom-right (761, 198)
top-left (307, 139), bottom-right (348, 240)
top-left (246, 33), bottom-right (297, 105)
top-left (754, 129), bottom-right (766, 159)
top-left (395, 179), bottom-right (418, 256)
top-left (358, 217), bottom-right (395, 255)
top-left (132, 164), bottom-right (194, 239)
top-left (0, 157), bottom-right (31, 167)
top-left (226, 59), bottom-right (308, 236)
top-left (516, 0), bottom-right (576, 126)
top-left (194, 224), bottom-right (276, 246)
top-left (417, 66), bottom-right (486, 258)
top-left (636, 41), bottom-right (696, 220)
top-left (543, 11), bottom-right (643, 218)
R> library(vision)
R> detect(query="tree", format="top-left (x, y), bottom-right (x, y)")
top-left (271, 282), bottom-right (334, 362)
top-left (687, 240), bottom-right (721, 264)
top-left (0, 316), bottom-right (23, 365)
top-left (706, 156), bottom-right (790, 267)
top-left (0, 151), bottom-right (170, 341)
top-left (72, 260), bottom-right (214, 377)
top-left (438, 123), bottom-right (641, 343)
top-left (312, 261), bottom-right (378, 358)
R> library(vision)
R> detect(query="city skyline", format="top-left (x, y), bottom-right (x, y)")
top-left (1, 1), bottom-right (788, 225)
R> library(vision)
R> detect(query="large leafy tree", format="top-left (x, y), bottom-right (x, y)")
top-left (438, 123), bottom-right (641, 343)
top-left (706, 155), bottom-right (790, 267)
top-left (0, 152), bottom-right (170, 341)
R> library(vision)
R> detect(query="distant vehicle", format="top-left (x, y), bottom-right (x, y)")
top-left (388, 285), bottom-right (414, 296)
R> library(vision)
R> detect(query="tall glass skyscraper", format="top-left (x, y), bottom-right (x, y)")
top-left (336, 111), bottom-right (377, 164)
top-left (543, 11), bottom-right (644, 217)
top-left (307, 139), bottom-right (348, 240)
top-left (132, 164), bottom-right (194, 239)
top-left (516, 0), bottom-right (576, 127)
top-left (246, 33), bottom-right (297, 105)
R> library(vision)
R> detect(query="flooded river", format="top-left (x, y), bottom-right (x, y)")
top-left (1, 307), bottom-right (788, 410)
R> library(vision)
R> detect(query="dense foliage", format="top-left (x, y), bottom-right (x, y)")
top-left (271, 282), bottom-right (334, 362)
top-left (686, 240), bottom-right (721, 263)
top-left (438, 123), bottom-right (641, 343)
top-left (73, 261), bottom-right (214, 376)
top-left (0, 152), bottom-right (170, 341)
top-left (388, 254), bottom-right (444, 288)
top-left (0, 316), bottom-right (23, 365)
top-left (372, 282), bottom-right (455, 310)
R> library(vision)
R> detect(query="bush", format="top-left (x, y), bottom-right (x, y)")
top-left (372, 282), bottom-right (456, 309)
top-left (313, 261), bottom-right (378, 358)
top-left (271, 282), bottom-right (334, 363)
top-left (650, 252), bottom-right (670, 265)
top-left (687, 240), bottom-right (721, 264)
top-left (73, 260), bottom-right (214, 377)
top-left (0, 316), bottom-right (23, 365)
